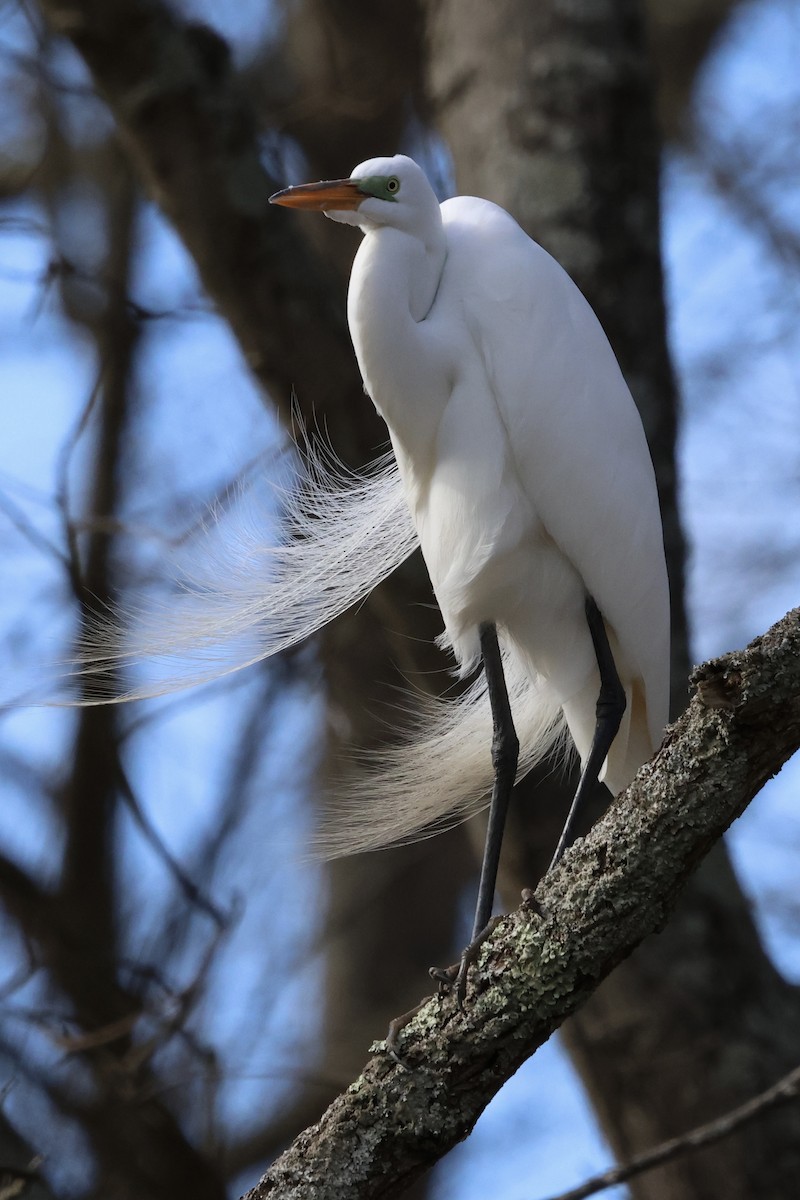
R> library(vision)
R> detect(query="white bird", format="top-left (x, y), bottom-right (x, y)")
top-left (269, 154), bottom-right (669, 962)
top-left (78, 154), bottom-right (669, 978)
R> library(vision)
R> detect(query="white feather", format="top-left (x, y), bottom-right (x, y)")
top-left (72, 445), bottom-right (418, 701)
top-left (340, 156), bottom-right (669, 803)
top-left (69, 153), bottom-right (670, 863)
top-left (317, 648), bottom-right (567, 856)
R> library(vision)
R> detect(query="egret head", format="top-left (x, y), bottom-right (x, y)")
top-left (269, 155), bottom-right (439, 235)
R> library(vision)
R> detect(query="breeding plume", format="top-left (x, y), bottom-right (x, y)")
top-left (82, 155), bottom-right (669, 961)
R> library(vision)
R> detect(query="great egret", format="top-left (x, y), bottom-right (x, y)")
top-left (269, 155), bottom-right (669, 969)
top-left (76, 154), bottom-right (669, 986)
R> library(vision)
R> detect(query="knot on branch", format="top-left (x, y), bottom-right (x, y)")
top-left (692, 664), bottom-right (743, 711)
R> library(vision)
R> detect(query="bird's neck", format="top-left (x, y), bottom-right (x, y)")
top-left (351, 222), bottom-right (446, 325)
top-left (347, 223), bottom-right (447, 472)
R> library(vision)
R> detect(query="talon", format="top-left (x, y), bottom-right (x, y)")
top-left (521, 889), bottom-right (546, 919)
top-left (452, 942), bottom-right (481, 1006)
top-left (429, 963), bottom-right (459, 993)
top-left (387, 1041), bottom-right (411, 1069)
top-left (432, 915), bottom-right (504, 1004)
top-left (385, 999), bottom-right (427, 1068)
top-left (455, 957), bottom-right (471, 1007)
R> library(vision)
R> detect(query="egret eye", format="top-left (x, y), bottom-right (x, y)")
top-left (386, 177), bottom-right (400, 194)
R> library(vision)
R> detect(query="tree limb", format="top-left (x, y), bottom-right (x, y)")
top-left (243, 607), bottom-right (800, 1199)
top-left (35, 0), bottom-right (357, 417)
top-left (541, 1061), bottom-right (800, 1200)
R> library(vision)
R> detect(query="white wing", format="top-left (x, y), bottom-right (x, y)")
top-left (437, 196), bottom-right (669, 771)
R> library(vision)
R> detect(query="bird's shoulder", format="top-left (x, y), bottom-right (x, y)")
top-left (439, 196), bottom-right (565, 312)
top-left (441, 196), bottom-right (531, 267)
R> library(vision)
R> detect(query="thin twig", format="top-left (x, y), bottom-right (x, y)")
top-left (540, 1063), bottom-right (800, 1200)
top-left (0, 1164), bottom-right (41, 1181)
top-left (0, 1158), bottom-right (43, 1200)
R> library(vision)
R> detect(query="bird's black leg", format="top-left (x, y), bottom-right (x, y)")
top-left (470, 622), bottom-right (520, 940)
top-left (548, 595), bottom-right (626, 871)
top-left (430, 622), bottom-right (518, 1001)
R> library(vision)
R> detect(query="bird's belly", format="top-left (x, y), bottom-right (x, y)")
top-left (389, 372), bottom-right (601, 704)
top-left (414, 476), bottom-right (593, 698)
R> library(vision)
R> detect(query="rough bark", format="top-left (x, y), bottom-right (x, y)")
top-left (244, 608), bottom-right (800, 1199)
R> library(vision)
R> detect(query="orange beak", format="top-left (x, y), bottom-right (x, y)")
top-left (269, 179), bottom-right (364, 211)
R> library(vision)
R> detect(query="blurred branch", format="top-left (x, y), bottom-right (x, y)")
top-left (0, 855), bottom-right (53, 946)
top-left (5, 114), bottom-right (229, 1195)
top-left (0, 488), bottom-right (67, 567)
top-left (692, 134), bottom-right (800, 273)
top-left (0, 1116), bottom-right (51, 1200)
top-left (34, 0), bottom-right (359, 424)
top-left (114, 766), bottom-right (230, 926)
top-left (645, 0), bottom-right (746, 139)
top-left (278, 0), bottom-right (425, 174)
top-left (541, 1062), bottom-right (800, 1200)
top-left (245, 607), bottom-right (800, 1199)
top-left (0, 1160), bottom-right (41, 1184)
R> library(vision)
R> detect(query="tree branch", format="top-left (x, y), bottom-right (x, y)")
top-left (35, 0), bottom-right (357, 417)
top-left (243, 607), bottom-right (800, 1199)
top-left (541, 1061), bottom-right (800, 1200)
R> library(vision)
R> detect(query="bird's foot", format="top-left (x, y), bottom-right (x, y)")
top-left (385, 998), bottom-right (428, 1068)
top-left (429, 915), bottom-right (502, 1007)
top-left (520, 887), bottom-right (548, 919)
top-left (387, 917), bottom-right (504, 1064)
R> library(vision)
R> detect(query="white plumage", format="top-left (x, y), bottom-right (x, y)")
top-left (78, 154), bottom-right (669, 878)
top-left (338, 160), bottom-right (669, 800)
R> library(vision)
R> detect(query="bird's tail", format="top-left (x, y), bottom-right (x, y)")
top-left (68, 442), bottom-right (420, 702)
top-left (316, 647), bottom-right (568, 857)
